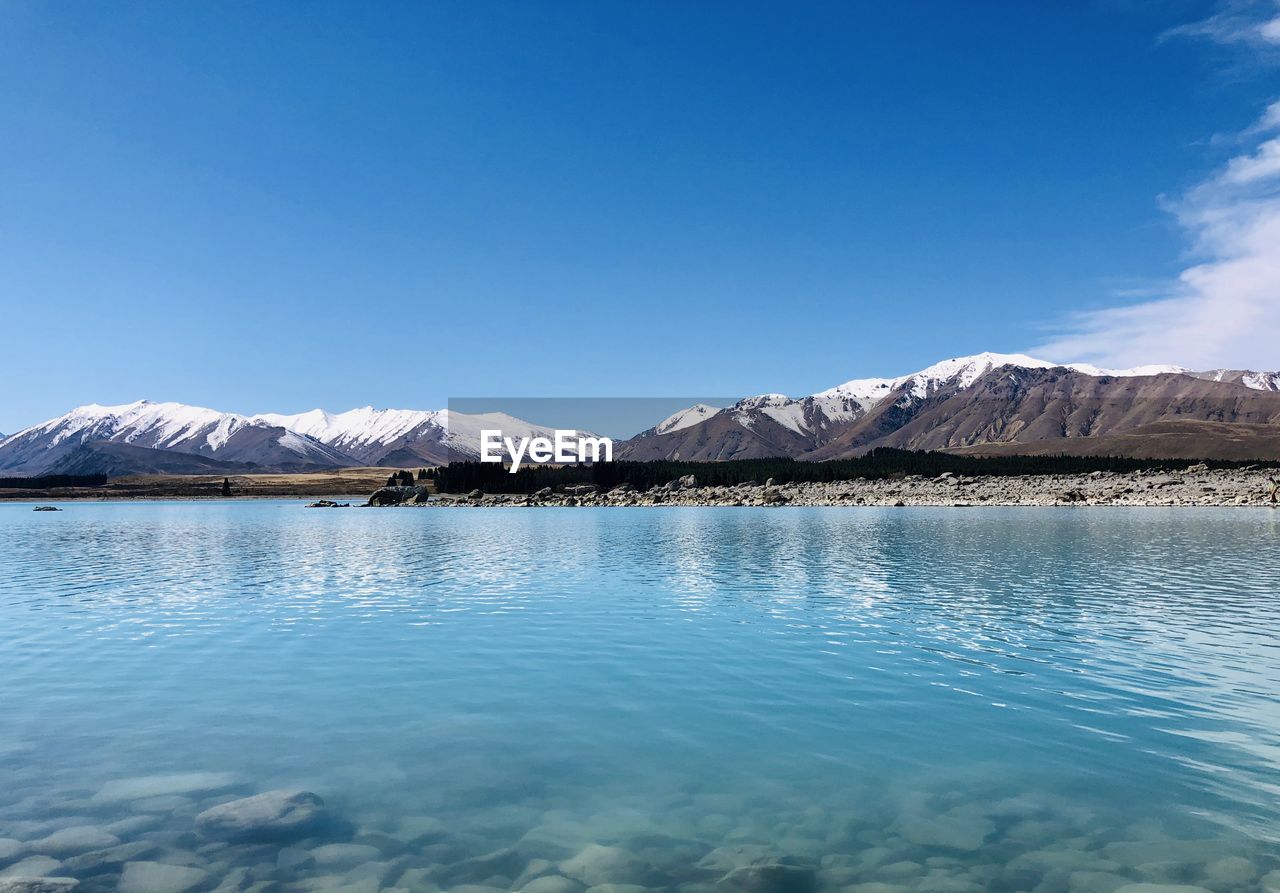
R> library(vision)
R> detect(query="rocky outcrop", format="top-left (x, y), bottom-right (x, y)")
top-left (365, 485), bottom-right (424, 506)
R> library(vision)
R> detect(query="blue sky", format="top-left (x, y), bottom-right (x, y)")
top-left (3, 1), bottom-right (1279, 432)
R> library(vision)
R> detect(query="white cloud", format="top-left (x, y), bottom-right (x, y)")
top-left (1034, 7), bottom-right (1280, 372)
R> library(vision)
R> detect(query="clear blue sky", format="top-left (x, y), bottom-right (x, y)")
top-left (2, 0), bottom-right (1277, 432)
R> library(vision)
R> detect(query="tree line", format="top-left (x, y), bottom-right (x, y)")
top-left (432, 449), bottom-right (1280, 494)
top-left (0, 474), bottom-right (109, 489)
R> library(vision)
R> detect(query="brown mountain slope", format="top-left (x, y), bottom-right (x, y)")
top-left (947, 420), bottom-right (1280, 460)
top-left (810, 368), bottom-right (1280, 459)
top-left (617, 411), bottom-right (815, 461)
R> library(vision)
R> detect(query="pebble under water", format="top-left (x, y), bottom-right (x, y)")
top-left (2, 503), bottom-right (1279, 893)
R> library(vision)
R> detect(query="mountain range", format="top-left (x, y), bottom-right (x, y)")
top-left (4, 352), bottom-right (1280, 476)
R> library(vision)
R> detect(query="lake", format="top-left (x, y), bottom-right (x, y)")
top-left (2, 502), bottom-right (1279, 893)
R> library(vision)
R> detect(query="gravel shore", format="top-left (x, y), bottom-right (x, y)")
top-left (377, 467), bottom-right (1280, 508)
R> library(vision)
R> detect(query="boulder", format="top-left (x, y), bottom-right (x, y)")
top-left (564, 485), bottom-right (599, 496)
top-left (32, 506), bottom-right (61, 512)
top-left (366, 486), bottom-right (420, 507)
top-left (194, 790), bottom-right (326, 840)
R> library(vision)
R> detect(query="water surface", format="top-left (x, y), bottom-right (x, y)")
top-left (2, 503), bottom-right (1279, 893)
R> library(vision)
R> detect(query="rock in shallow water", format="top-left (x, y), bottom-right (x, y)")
top-left (560, 846), bottom-right (653, 888)
top-left (1112, 885), bottom-right (1214, 893)
top-left (308, 844), bottom-right (382, 869)
top-left (520, 875), bottom-right (584, 893)
top-left (93, 773), bottom-right (246, 804)
top-left (716, 864), bottom-right (816, 893)
top-left (195, 790), bottom-right (326, 840)
top-left (0, 840), bottom-right (25, 863)
top-left (894, 814), bottom-right (993, 852)
top-left (0, 880), bottom-right (79, 893)
top-left (117, 862), bottom-right (209, 893)
top-left (29, 827), bottom-right (120, 857)
top-left (0, 858), bottom-right (63, 879)
top-left (61, 842), bottom-right (157, 875)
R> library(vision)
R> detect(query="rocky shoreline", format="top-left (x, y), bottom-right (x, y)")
top-left (367, 467), bottom-right (1280, 509)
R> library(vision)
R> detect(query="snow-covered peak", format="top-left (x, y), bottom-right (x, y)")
top-left (654, 404), bottom-right (721, 435)
top-left (816, 353), bottom-right (1199, 408)
top-left (26, 400), bottom-right (245, 451)
top-left (1243, 371), bottom-right (1280, 391)
top-left (1067, 362), bottom-right (1193, 378)
top-left (253, 406), bottom-right (445, 449)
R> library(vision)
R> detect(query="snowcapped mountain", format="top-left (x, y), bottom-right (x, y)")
top-left (654, 404), bottom-right (720, 435)
top-left (249, 407), bottom-right (597, 465)
top-left (0, 401), bottom-right (354, 476)
top-left (8, 353), bottom-right (1280, 475)
top-left (617, 353), bottom-right (1280, 462)
top-left (0, 401), bottom-right (605, 475)
top-left (252, 407), bottom-right (449, 466)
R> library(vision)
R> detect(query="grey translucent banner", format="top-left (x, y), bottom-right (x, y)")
top-left (444, 397), bottom-right (742, 466)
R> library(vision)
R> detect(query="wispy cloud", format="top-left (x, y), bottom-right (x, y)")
top-left (1034, 3), bottom-right (1280, 372)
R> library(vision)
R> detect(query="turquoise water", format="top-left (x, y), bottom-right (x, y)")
top-left (2, 502), bottom-right (1280, 893)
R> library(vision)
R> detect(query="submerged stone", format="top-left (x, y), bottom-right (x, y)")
top-left (309, 844), bottom-right (382, 869)
top-left (0, 858), bottom-right (64, 879)
top-left (1202, 856), bottom-right (1255, 886)
top-left (560, 846), bottom-right (651, 888)
top-left (1069, 872), bottom-right (1131, 893)
top-left (277, 847), bottom-right (317, 874)
top-left (521, 875), bottom-right (584, 893)
top-left (30, 827), bottom-right (120, 857)
top-left (716, 864), bottom-right (816, 893)
top-left (0, 841), bottom-right (25, 863)
top-left (117, 862), bottom-right (209, 893)
top-left (1102, 842), bottom-right (1248, 870)
top-left (195, 790), bottom-right (326, 840)
top-left (395, 816), bottom-right (448, 843)
top-left (1112, 886), bottom-right (1214, 893)
top-left (895, 815), bottom-right (994, 852)
top-left (93, 773), bottom-right (246, 804)
top-left (697, 846), bottom-right (787, 873)
top-left (0, 880), bottom-right (79, 893)
top-left (61, 842), bottom-right (158, 875)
